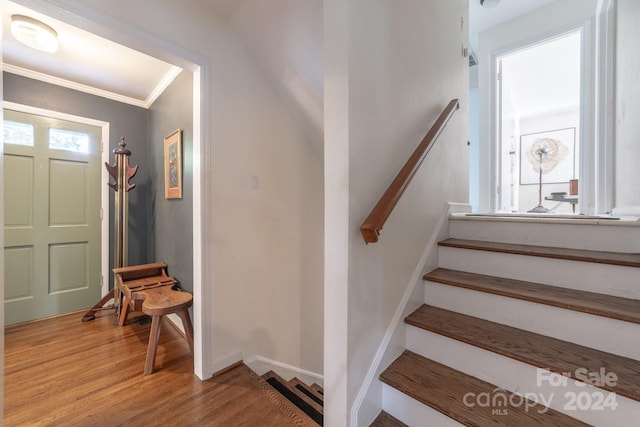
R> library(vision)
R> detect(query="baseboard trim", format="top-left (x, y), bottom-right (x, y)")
top-left (212, 360), bottom-right (244, 378)
top-left (211, 350), bottom-right (244, 377)
top-left (245, 355), bottom-right (324, 388)
top-left (165, 315), bottom-right (324, 386)
top-left (166, 313), bottom-right (185, 336)
top-left (164, 315), bottom-right (245, 378)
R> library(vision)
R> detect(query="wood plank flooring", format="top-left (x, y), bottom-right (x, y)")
top-left (4, 312), bottom-right (317, 426)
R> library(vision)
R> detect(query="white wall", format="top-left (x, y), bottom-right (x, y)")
top-left (325, 0), bottom-right (469, 424)
top-left (615, 0), bottom-right (640, 213)
top-left (221, 0), bottom-right (324, 157)
top-left (477, 0), bottom-right (597, 213)
top-left (30, 0), bottom-right (324, 378)
top-left (215, 0), bottom-right (325, 377)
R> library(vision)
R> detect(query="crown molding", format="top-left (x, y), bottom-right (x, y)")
top-left (2, 63), bottom-right (181, 109)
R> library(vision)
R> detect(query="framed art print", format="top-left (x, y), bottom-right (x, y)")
top-left (164, 129), bottom-right (182, 199)
top-left (519, 127), bottom-right (575, 185)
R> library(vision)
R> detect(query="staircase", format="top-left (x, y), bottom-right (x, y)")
top-left (263, 370), bottom-right (324, 425)
top-left (373, 215), bottom-right (640, 426)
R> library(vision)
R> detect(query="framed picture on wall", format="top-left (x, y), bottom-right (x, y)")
top-left (164, 129), bottom-right (182, 199)
top-left (519, 127), bottom-right (576, 185)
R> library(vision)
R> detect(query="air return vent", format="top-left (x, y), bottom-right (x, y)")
top-left (469, 51), bottom-right (478, 67)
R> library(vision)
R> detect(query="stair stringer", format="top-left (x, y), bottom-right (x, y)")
top-left (350, 202), bottom-right (471, 427)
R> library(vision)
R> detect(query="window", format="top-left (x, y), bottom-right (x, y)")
top-left (3, 120), bottom-right (34, 147)
top-left (49, 128), bottom-right (90, 153)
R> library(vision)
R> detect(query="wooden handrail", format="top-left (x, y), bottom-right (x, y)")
top-left (360, 99), bottom-right (460, 243)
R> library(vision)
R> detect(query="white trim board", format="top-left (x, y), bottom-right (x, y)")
top-left (2, 64), bottom-right (183, 109)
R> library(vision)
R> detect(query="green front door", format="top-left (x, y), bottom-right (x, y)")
top-left (3, 109), bottom-right (102, 325)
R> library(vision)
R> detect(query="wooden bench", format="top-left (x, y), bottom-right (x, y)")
top-left (113, 262), bottom-right (194, 375)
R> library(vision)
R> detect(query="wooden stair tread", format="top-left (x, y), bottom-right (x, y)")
top-left (289, 377), bottom-right (323, 406)
top-left (262, 371), bottom-right (324, 417)
top-left (424, 268), bottom-right (640, 324)
top-left (310, 383), bottom-right (324, 396)
top-left (406, 305), bottom-right (640, 401)
top-left (369, 410), bottom-right (408, 427)
top-left (247, 366), bottom-right (320, 426)
top-left (439, 238), bottom-right (640, 268)
top-left (380, 351), bottom-right (589, 426)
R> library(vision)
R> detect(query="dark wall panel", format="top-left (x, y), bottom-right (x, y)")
top-left (147, 71), bottom-right (193, 292)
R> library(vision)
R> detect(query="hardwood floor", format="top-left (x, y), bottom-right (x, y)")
top-left (4, 311), bottom-right (317, 426)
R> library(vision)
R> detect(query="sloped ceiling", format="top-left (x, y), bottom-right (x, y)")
top-left (199, 0), bottom-right (562, 152)
top-left (197, 0), bottom-right (324, 154)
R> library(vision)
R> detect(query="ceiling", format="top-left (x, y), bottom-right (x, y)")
top-left (2, 0), bottom-right (559, 111)
top-left (1, 0), bottom-right (181, 108)
top-left (468, 0), bottom-right (558, 54)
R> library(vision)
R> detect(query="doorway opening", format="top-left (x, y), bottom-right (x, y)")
top-left (495, 29), bottom-right (582, 214)
top-left (1, 1), bottom-right (211, 379)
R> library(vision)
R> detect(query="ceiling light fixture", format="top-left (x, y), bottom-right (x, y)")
top-left (11, 15), bottom-right (59, 53)
top-left (480, 0), bottom-right (501, 7)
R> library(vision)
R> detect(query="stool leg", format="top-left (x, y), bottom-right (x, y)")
top-left (177, 309), bottom-right (194, 354)
top-left (144, 315), bottom-right (163, 375)
top-left (117, 296), bottom-right (130, 327)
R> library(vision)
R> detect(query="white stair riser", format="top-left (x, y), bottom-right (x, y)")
top-left (424, 282), bottom-right (640, 360)
top-left (438, 247), bottom-right (640, 300)
top-left (406, 326), bottom-right (640, 427)
top-left (449, 219), bottom-right (640, 253)
top-left (381, 382), bottom-right (464, 427)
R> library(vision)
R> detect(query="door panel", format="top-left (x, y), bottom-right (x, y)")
top-left (4, 246), bottom-right (33, 301)
top-left (49, 159), bottom-right (88, 225)
top-left (3, 109), bottom-right (101, 325)
top-left (49, 242), bottom-right (89, 293)
top-left (4, 155), bottom-right (34, 227)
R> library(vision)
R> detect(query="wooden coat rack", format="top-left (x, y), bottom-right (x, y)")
top-left (82, 137), bottom-right (138, 322)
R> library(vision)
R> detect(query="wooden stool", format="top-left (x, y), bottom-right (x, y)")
top-left (137, 286), bottom-right (194, 375)
top-left (113, 263), bottom-right (194, 375)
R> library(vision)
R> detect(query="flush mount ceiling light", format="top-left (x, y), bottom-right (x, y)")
top-left (11, 15), bottom-right (59, 53)
top-left (480, 0), bottom-right (501, 7)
